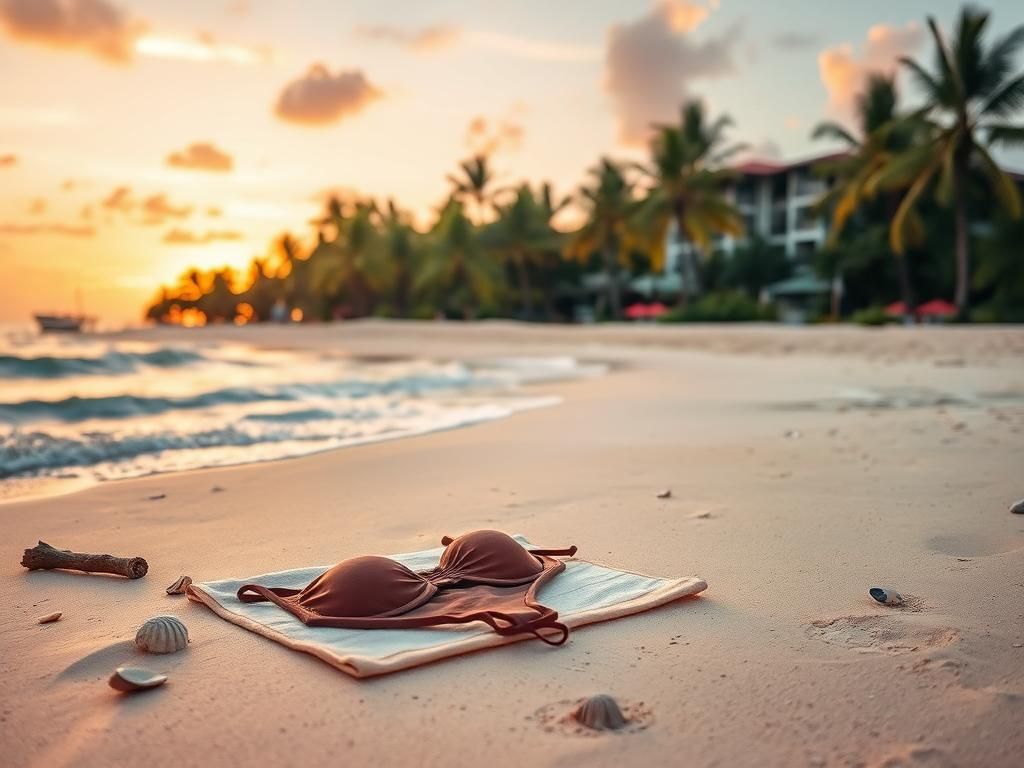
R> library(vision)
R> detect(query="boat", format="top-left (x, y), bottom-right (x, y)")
top-left (34, 288), bottom-right (96, 333)
top-left (33, 313), bottom-right (95, 333)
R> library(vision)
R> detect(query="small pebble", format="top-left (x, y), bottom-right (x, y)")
top-left (37, 612), bottom-right (62, 624)
top-left (147, 493), bottom-right (167, 501)
top-left (656, 489), bottom-right (672, 499)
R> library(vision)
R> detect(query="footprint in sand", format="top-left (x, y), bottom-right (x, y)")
top-left (926, 533), bottom-right (1024, 558)
top-left (807, 615), bottom-right (958, 655)
top-left (870, 744), bottom-right (952, 768)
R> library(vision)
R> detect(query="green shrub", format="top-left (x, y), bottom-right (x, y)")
top-left (658, 291), bottom-right (776, 323)
top-left (849, 306), bottom-right (893, 326)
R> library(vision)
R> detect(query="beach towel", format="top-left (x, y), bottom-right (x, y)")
top-left (187, 535), bottom-right (707, 678)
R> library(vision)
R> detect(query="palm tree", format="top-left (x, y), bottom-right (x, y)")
top-left (486, 184), bottom-right (564, 318)
top-left (447, 154), bottom-right (497, 224)
top-left (310, 200), bottom-right (381, 318)
top-left (812, 74), bottom-right (921, 319)
top-left (882, 7), bottom-right (1024, 314)
top-left (567, 159), bottom-right (638, 319)
top-left (379, 199), bottom-right (419, 318)
top-left (417, 198), bottom-right (501, 319)
top-left (636, 101), bottom-right (745, 306)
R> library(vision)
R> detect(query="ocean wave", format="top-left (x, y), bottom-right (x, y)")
top-left (0, 369), bottom-right (474, 424)
top-left (0, 424), bottom-right (341, 479)
top-left (0, 347), bottom-right (207, 379)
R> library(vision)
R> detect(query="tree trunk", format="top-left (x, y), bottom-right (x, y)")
top-left (515, 252), bottom-right (534, 318)
top-left (602, 242), bottom-right (621, 320)
top-left (886, 193), bottom-right (915, 323)
top-left (674, 207), bottom-right (701, 308)
top-left (952, 153), bottom-right (970, 317)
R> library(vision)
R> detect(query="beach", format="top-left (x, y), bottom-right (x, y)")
top-left (2, 321), bottom-right (1023, 767)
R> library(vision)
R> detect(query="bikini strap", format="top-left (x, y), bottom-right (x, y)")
top-left (438, 535), bottom-right (577, 558)
top-left (528, 545), bottom-right (577, 557)
top-left (237, 584), bottom-right (301, 605)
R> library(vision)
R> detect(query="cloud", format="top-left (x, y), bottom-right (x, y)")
top-left (206, 206), bottom-right (222, 217)
top-left (465, 112), bottom-right (525, 155)
top-left (604, 1), bottom-right (739, 144)
top-left (166, 142), bottom-right (234, 172)
top-left (29, 198), bottom-right (47, 215)
top-left (355, 24), bottom-right (460, 53)
top-left (0, 222), bottom-right (95, 237)
top-left (135, 32), bottom-right (272, 65)
top-left (142, 193), bottom-right (191, 223)
top-left (818, 22), bottom-right (924, 118)
top-left (771, 31), bottom-right (819, 51)
top-left (163, 228), bottom-right (243, 245)
top-left (0, 0), bottom-right (144, 63)
top-left (102, 185), bottom-right (133, 212)
top-left (353, 24), bottom-right (599, 61)
top-left (0, 153), bottom-right (16, 167)
top-left (274, 64), bottom-right (382, 125)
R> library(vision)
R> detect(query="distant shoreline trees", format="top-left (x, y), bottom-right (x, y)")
top-left (146, 4), bottom-right (1023, 327)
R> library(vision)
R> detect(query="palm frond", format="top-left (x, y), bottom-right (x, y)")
top-left (974, 142), bottom-right (1023, 219)
top-left (811, 121), bottom-right (859, 146)
top-left (985, 122), bottom-right (1024, 149)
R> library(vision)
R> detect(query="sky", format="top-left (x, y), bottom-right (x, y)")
top-left (1, 0), bottom-right (1022, 326)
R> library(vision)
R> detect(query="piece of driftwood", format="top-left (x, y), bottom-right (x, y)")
top-left (21, 541), bottom-right (148, 579)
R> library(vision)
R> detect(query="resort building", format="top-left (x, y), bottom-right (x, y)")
top-left (663, 151), bottom-right (845, 280)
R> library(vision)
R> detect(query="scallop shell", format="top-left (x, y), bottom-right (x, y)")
top-left (38, 612), bottom-right (62, 624)
top-left (165, 575), bottom-right (192, 595)
top-left (109, 666), bottom-right (167, 692)
top-left (135, 615), bottom-right (189, 654)
top-left (572, 694), bottom-right (630, 731)
top-left (869, 587), bottom-right (903, 606)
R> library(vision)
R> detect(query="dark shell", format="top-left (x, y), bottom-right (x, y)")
top-left (573, 694), bottom-right (629, 731)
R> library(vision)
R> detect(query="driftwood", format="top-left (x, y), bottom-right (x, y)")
top-left (21, 541), bottom-right (148, 579)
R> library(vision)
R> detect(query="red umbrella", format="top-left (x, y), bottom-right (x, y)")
top-left (884, 301), bottom-right (907, 317)
top-left (646, 302), bottom-right (668, 317)
top-left (916, 299), bottom-right (957, 317)
top-left (625, 303), bottom-right (650, 319)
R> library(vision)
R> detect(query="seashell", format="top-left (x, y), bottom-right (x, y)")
top-left (656, 489), bottom-right (672, 499)
top-left (1010, 498), bottom-right (1024, 515)
top-left (38, 612), bottom-right (62, 624)
top-left (135, 615), bottom-right (189, 654)
top-left (572, 694), bottom-right (630, 731)
top-left (165, 575), bottom-right (192, 595)
top-left (869, 587), bottom-right (903, 606)
top-left (109, 666), bottom-right (167, 693)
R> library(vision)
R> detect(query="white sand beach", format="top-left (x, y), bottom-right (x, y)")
top-left (2, 322), bottom-right (1023, 767)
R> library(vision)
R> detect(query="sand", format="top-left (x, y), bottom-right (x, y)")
top-left (2, 321), bottom-right (1022, 768)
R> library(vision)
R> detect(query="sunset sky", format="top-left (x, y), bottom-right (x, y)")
top-left (2, 0), bottom-right (1022, 326)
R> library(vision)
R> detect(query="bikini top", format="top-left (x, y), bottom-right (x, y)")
top-left (237, 530), bottom-right (578, 645)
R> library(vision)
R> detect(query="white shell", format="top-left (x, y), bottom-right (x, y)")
top-left (573, 694), bottom-right (629, 731)
top-left (165, 575), bottom-right (192, 595)
top-left (109, 666), bottom-right (167, 692)
top-left (1010, 498), bottom-right (1024, 515)
top-left (135, 615), bottom-right (189, 654)
top-left (869, 587), bottom-right (903, 605)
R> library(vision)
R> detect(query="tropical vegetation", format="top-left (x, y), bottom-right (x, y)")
top-left (146, 4), bottom-right (1023, 327)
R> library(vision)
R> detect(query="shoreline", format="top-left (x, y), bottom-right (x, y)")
top-left (2, 322), bottom-right (1022, 767)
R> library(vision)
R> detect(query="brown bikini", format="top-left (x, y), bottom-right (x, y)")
top-left (237, 530), bottom-right (577, 645)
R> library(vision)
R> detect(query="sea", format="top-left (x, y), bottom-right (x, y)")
top-left (0, 327), bottom-right (603, 502)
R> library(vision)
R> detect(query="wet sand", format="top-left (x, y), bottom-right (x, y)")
top-left (2, 321), bottom-right (1023, 767)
